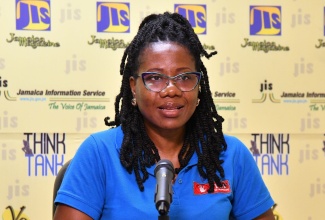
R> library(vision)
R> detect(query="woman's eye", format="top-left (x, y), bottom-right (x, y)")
top-left (148, 75), bottom-right (163, 81)
top-left (178, 75), bottom-right (190, 81)
top-left (183, 75), bottom-right (190, 80)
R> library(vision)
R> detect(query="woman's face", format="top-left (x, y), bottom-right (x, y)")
top-left (130, 41), bottom-right (199, 133)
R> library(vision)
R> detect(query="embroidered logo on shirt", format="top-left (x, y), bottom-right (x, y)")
top-left (193, 180), bottom-right (231, 195)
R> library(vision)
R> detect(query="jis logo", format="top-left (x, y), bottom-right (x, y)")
top-left (175, 4), bottom-right (207, 34)
top-left (16, 0), bottom-right (51, 31)
top-left (250, 6), bottom-right (281, 36)
top-left (97, 2), bottom-right (130, 33)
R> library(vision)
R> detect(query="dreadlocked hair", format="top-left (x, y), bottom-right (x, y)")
top-left (105, 12), bottom-right (227, 192)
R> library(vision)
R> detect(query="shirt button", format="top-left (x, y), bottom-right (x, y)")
top-left (178, 179), bottom-right (183, 184)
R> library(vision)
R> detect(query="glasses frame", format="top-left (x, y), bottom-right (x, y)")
top-left (137, 71), bottom-right (202, 92)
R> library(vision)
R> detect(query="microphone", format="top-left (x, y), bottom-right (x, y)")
top-left (154, 159), bottom-right (175, 216)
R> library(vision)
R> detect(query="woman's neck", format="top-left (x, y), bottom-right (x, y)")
top-left (145, 126), bottom-right (185, 169)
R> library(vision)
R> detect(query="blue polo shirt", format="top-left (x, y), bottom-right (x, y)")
top-left (55, 126), bottom-right (274, 220)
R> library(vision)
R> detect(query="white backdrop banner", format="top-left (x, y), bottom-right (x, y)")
top-left (0, 0), bottom-right (324, 219)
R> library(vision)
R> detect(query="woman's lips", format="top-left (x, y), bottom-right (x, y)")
top-left (158, 102), bottom-right (184, 117)
top-left (158, 102), bottom-right (183, 110)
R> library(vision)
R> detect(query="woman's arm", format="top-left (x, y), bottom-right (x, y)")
top-left (253, 209), bottom-right (275, 220)
top-left (53, 204), bottom-right (93, 220)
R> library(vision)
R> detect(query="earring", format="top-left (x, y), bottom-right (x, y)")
top-left (131, 98), bottom-right (137, 106)
top-left (196, 98), bottom-right (200, 106)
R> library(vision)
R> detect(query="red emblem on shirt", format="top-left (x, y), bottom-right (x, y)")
top-left (193, 180), bottom-right (231, 195)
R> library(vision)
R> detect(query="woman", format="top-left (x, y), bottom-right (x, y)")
top-left (54, 12), bottom-right (275, 219)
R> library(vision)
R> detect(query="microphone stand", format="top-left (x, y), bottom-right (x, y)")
top-left (157, 203), bottom-right (170, 220)
top-left (156, 200), bottom-right (170, 220)
top-left (158, 215), bottom-right (169, 220)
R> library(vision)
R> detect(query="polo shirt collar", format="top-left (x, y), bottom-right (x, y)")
top-left (116, 126), bottom-right (199, 176)
top-left (147, 151), bottom-right (198, 176)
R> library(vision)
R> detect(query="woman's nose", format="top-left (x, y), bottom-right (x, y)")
top-left (159, 80), bottom-right (182, 97)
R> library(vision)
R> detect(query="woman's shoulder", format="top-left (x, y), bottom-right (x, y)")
top-left (90, 126), bottom-right (123, 140)
top-left (222, 134), bottom-right (252, 156)
top-left (223, 134), bottom-right (245, 146)
top-left (77, 126), bottom-right (124, 153)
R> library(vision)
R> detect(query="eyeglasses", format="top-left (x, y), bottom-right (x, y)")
top-left (137, 72), bottom-right (202, 92)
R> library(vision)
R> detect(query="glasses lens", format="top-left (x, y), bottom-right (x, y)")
top-left (142, 73), bottom-right (167, 92)
top-left (175, 72), bottom-right (200, 91)
top-left (141, 72), bottom-right (201, 92)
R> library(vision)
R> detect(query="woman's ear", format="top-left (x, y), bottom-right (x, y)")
top-left (129, 76), bottom-right (136, 95)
